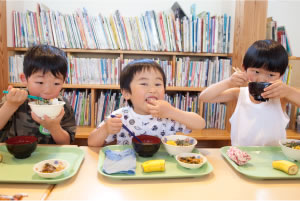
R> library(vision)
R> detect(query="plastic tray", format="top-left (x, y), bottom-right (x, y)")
top-left (98, 145), bottom-right (213, 179)
top-left (220, 146), bottom-right (300, 179)
top-left (0, 145), bottom-right (84, 184)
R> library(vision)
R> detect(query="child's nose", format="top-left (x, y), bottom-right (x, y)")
top-left (257, 74), bottom-right (269, 82)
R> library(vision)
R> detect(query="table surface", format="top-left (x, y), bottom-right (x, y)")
top-left (47, 146), bottom-right (300, 200)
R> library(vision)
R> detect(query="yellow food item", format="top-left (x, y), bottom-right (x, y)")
top-left (166, 140), bottom-right (177, 146)
top-left (142, 160), bottom-right (165, 173)
top-left (272, 160), bottom-right (298, 175)
top-left (0, 154), bottom-right (2, 162)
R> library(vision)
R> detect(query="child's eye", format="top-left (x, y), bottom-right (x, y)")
top-left (140, 83), bottom-right (148, 86)
top-left (255, 71), bottom-right (259, 74)
top-left (54, 83), bottom-right (62, 85)
top-left (36, 82), bottom-right (43, 84)
top-left (155, 83), bottom-right (162, 86)
top-left (269, 74), bottom-right (275, 77)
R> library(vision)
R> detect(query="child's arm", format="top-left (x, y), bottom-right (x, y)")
top-left (0, 87), bottom-right (28, 130)
top-left (31, 109), bottom-right (71, 144)
top-left (199, 71), bottom-right (248, 103)
top-left (88, 114), bottom-right (123, 147)
top-left (262, 79), bottom-right (300, 107)
top-left (147, 99), bottom-right (205, 130)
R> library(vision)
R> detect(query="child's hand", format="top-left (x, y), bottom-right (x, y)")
top-left (5, 86), bottom-right (28, 108)
top-left (105, 114), bottom-right (123, 135)
top-left (229, 71), bottom-right (248, 88)
top-left (261, 79), bottom-right (288, 99)
top-left (147, 99), bottom-right (173, 118)
top-left (31, 108), bottom-right (65, 130)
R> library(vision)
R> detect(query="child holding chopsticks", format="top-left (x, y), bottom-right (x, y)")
top-left (200, 40), bottom-right (300, 146)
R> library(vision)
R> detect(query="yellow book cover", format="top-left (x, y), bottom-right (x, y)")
top-left (109, 15), bottom-right (121, 49)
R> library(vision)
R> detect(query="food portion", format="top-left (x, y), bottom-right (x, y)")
top-left (40, 161), bottom-right (65, 173)
top-left (284, 141), bottom-right (300, 150)
top-left (0, 154), bottom-right (3, 163)
top-left (36, 98), bottom-right (59, 105)
top-left (166, 139), bottom-right (193, 146)
top-left (226, 146), bottom-right (251, 166)
top-left (142, 159), bottom-right (165, 172)
top-left (179, 156), bottom-right (203, 164)
top-left (272, 160), bottom-right (299, 175)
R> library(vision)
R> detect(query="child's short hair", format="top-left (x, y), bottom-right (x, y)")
top-left (120, 59), bottom-right (166, 107)
top-left (243, 40), bottom-right (288, 75)
top-left (23, 45), bottom-right (68, 80)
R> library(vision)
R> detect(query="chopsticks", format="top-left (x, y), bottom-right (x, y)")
top-left (110, 114), bottom-right (143, 143)
top-left (2, 90), bottom-right (44, 101)
top-left (232, 67), bottom-right (242, 73)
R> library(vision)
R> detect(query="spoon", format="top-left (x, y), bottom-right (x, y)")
top-left (111, 114), bottom-right (143, 143)
top-left (3, 90), bottom-right (44, 101)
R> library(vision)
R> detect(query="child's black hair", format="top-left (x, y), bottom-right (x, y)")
top-left (23, 45), bottom-right (68, 80)
top-left (243, 40), bottom-right (288, 75)
top-left (120, 59), bottom-right (166, 107)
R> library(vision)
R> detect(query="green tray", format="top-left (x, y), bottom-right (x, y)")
top-left (0, 145), bottom-right (84, 184)
top-left (220, 146), bottom-right (300, 179)
top-left (98, 145), bottom-right (213, 179)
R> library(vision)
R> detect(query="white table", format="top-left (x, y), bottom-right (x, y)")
top-left (47, 146), bottom-right (300, 200)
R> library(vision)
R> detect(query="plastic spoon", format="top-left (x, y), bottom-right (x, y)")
top-left (110, 114), bottom-right (143, 143)
top-left (3, 90), bottom-right (44, 101)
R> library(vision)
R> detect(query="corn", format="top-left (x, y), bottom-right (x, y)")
top-left (166, 140), bottom-right (176, 146)
top-left (272, 160), bottom-right (298, 175)
top-left (0, 154), bottom-right (2, 162)
top-left (142, 160), bottom-right (165, 173)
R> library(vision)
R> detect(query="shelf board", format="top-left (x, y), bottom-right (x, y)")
top-left (7, 47), bottom-right (233, 57)
top-left (9, 83), bottom-right (205, 92)
top-left (75, 127), bottom-right (300, 140)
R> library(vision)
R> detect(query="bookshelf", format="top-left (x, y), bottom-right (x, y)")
top-left (1, 0), bottom-right (299, 146)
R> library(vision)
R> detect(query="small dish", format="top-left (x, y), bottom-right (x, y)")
top-left (279, 139), bottom-right (300, 161)
top-left (161, 135), bottom-right (197, 156)
top-left (33, 159), bottom-right (69, 178)
top-left (175, 152), bottom-right (207, 169)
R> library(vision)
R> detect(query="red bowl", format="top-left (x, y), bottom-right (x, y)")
top-left (6, 136), bottom-right (38, 159)
top-left (132, 135), bottom-right (161, 157)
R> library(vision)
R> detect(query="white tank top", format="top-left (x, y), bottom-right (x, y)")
top-left (229, 87), bottom-right (289, 146)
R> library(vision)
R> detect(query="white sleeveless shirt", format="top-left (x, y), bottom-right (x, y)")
top-left (229, 87), bottom-right (289, 146)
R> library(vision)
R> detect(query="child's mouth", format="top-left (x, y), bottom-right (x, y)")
top-left (146, 97), bottom-right (157, 103)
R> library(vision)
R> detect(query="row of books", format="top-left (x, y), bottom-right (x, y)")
top-left (11, 3), bottom-right (231, 53)
top-left (9, 55), bottom-right (231, 88)
top-left (62, 89), bottom-right (91, 126)
top-left (266, 17), bottom-right (292, 56)
top-left (203, 103), bottom-right (227, 129)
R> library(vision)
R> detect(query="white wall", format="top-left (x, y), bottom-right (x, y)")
top-left (268, 0), bottom-right (300, 57)
top-left (6, 0), bottom-right (236, 51)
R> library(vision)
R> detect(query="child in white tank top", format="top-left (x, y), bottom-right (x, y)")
top-left (200, 40), bottom-right (300, 146)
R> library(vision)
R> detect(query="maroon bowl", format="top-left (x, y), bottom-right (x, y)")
top-left (6, 136), bottom-right (38, 159)
top-left (132, 135), bottom-right (161, 157)
top-left (248, 82), bottom-right (272, 102)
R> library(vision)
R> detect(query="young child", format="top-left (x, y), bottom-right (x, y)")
top-left (0, 45), bottom-right (76, 144)
top-left (200, 40), bottom-right (300, 146)
top-left (88, 59), bottom-right (205, 147)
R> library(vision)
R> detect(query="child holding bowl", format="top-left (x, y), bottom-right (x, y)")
top-left (88, 59), bottom-right (205, 146)
top-left (199, 40), bottom-right (300, 146)
top-left (0, 45), bottom-right (76, 144)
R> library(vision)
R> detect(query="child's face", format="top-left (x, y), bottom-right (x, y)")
top-left (246, 67), bottom-right (281, 83)
top-left (23, 71), bottom-right (64, 99)
top-left (123, 68), bottom-right (165, 115)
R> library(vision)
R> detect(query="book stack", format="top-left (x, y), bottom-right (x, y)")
top-left (12, 3), bottom-right (231, 53)
top-left (203, 103), bottom-right (226, 129)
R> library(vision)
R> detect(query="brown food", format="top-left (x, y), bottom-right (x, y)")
top-left (179, 156), bottom-right (203, 164)
top-left (41, 163), bottom-right (56, 173)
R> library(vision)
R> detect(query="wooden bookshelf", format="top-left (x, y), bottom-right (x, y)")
top-left (1, 0), bottom-right (281, 146)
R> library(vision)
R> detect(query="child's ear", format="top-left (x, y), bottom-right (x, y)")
top-left (121, 89), bottom-right (131, 100)
top-left (242, 65), bottom-right (246, 71)
top-left (20, 73), bottom-right (27, 84)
